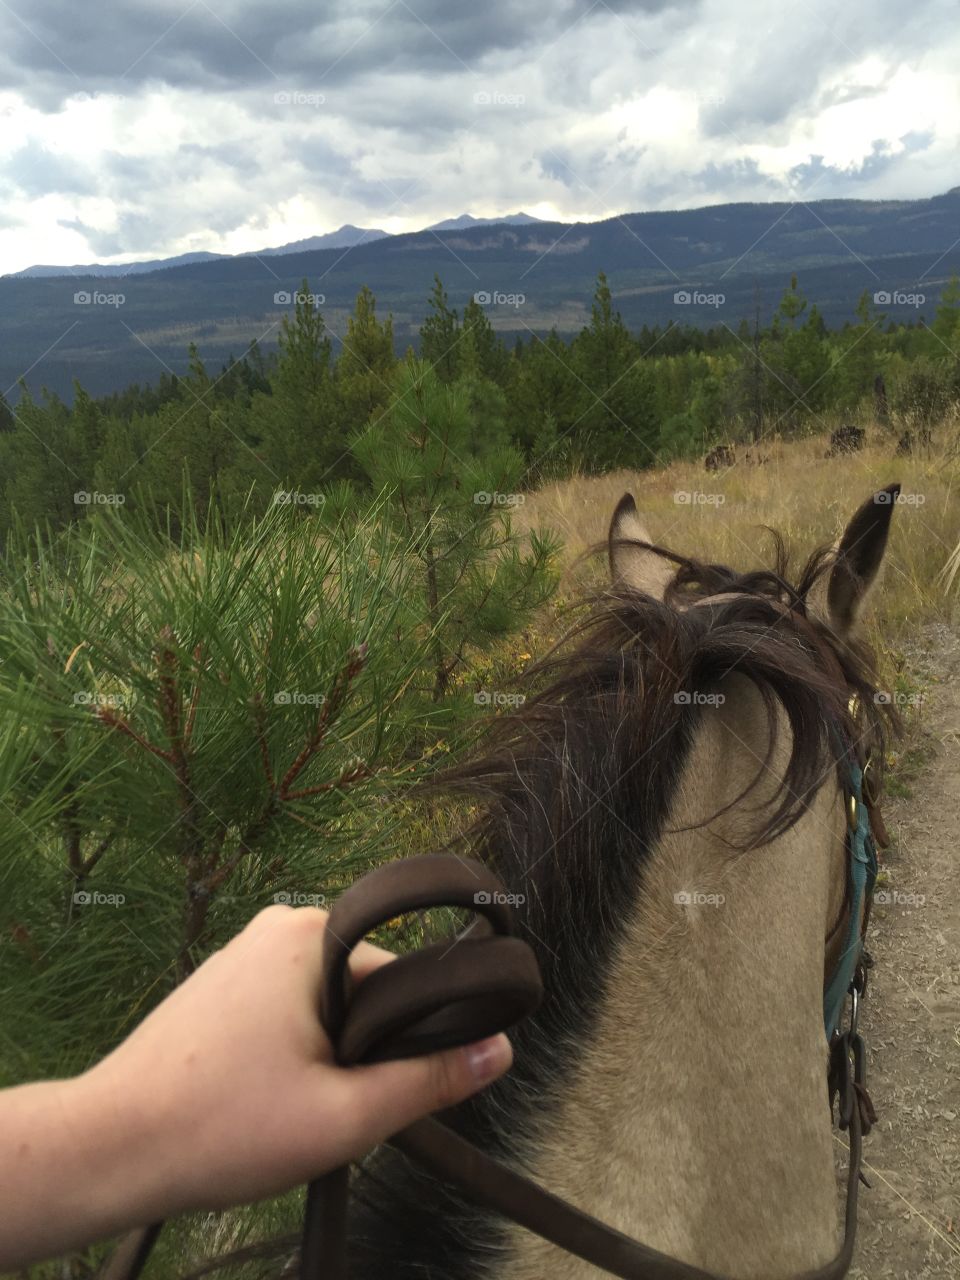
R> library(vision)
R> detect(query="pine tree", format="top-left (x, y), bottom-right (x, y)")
top-left (243, 282), bottom-right (350, 494)
top-left (933, 274), bottom-right (960, 349)
top-left (0, 391), bottom-right (13, 433)
top-left (505, 329), bottom-right (581, 469)
top-left (138, 347), bottom-right (240, 531)
top-left (0, 492), bottom-right (440, 1092)
top-left (461, 296), bottom-right (508, 383)
top-left (336, 285), bottom-right (397, 426)
top-left (830, 292), bottom-right (883, 412)
top-left (570, 272), bottom-right (659, 471)
top-left (351, 357), bottom-right (560, 705)
top-left (0, 385), bottom-right (78, 537)
top-left (763, 275), bottom-right (832, 430)
top-left (418, 275), bottom-right (460, 381)
top-left (68, 384), bottom-right (106, 491)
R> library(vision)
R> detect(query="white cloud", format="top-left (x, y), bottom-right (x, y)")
top-left (0, 0), bottom-right (958, 273)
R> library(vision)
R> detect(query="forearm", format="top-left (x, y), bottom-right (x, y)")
top-left (0, 1068), bottom-right (165, 1269)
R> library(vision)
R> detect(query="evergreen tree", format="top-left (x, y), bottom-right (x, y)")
top-left (830, 291), bottom-right (883, 412)
top-left (351, 358), bottom-right (560, 704)
top-left (68, 384), bottom-right (106, 488)
top-left (94, 412), bottom-right (148, 506)
top-left (569, 272), bottom-right (659, 471)
top-left (763, 275), bottom-right (832, 429)
top-left (461, 296), bottom-right (508, 383)
top-left (933, 274), bottom-right (960, 350)
top-left (504, 329), bottom-right (582, 474)
top-left (336, 285), bottom-right (397, 426)
top-left (242, 282), bottom-right (349, 493)
top-left (418, 275), bottom-right (460, 381)
top-left (0, 391), bottom-right (14, 433)
top-left (0, 385), bottom-right (78, 536)
top-left (138, 347), bottom-right (240, 530)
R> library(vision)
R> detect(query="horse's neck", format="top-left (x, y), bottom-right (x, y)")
top-left (505, 678), bottom-right (845, 1280)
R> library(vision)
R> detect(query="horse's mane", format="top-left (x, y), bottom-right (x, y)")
top-left (430, 532), bottom-right (895, 862)
top-left (343, 533), bottom-right (899, 1280)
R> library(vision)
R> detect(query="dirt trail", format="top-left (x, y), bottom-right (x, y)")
top-left (848, 622), bottom-right (960, 1279)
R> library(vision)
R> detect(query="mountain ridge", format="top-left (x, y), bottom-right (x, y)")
top-left (2, 189), bottom-right (958, 401)
top-left (6, 213), bottom-right (545, 279)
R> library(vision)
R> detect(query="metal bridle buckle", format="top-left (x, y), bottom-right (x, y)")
top-left (828, 967), bottom-right (877, 1193)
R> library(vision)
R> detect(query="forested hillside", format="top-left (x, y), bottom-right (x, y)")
top-left (2, 188), bottom-right (959, 399)
top-left (2, 269), bottom-right (959, 542)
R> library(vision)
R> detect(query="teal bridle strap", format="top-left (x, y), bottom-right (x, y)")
top-left (823, 755), bottom-right (878, 1039)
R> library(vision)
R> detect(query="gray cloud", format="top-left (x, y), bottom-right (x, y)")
top-left (0, 0), bottom-right (956, 274)
top-left (0, 0), bottom-right (689, 105)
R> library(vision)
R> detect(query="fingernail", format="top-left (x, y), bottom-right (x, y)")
top-left (464, 1034), bottom-right (512, 1085)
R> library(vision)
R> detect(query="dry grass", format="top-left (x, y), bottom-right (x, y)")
top-left (513, 429), bottom-right (960, 664)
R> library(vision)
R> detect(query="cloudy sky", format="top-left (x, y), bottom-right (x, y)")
top-left (0, 0), bottom-right (957, 275)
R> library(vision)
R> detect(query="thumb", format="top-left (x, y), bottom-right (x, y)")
top-left (329, 1034), bottom-right (513, 1161)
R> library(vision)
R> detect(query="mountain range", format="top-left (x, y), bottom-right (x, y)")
top-left (6, 213), bottom-right (543, 279)
top-left (2, 194), bottom-right (958, 401)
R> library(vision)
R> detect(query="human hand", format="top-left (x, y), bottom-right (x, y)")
top-left (77, 903), bottom-right (512, 1222)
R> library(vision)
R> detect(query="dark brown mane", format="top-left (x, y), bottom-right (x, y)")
top-left (430, 531), bottom-right (896, 857)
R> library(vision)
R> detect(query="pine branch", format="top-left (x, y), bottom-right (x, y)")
top-left (284, 759), bottom-right (372, 800)
top-left (277, 642), bottom-right (367, 797)
top-left (96, 707), bottom-right (175, 763)
top-left (183, 643), bottom-right (204, 745)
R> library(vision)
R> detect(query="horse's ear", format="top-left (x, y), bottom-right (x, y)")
top-left (608, 493), bottom-right (674, 598)
top-left (826, 483), bottom-right (900, 633)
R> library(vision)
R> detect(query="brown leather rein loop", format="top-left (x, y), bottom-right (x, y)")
top-left (102, 847), bottom-right (876, 1280)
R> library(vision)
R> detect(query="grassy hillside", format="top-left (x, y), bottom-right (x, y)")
top-left (454, 426), bottom-right (960, 739)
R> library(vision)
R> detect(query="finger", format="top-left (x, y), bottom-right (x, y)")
top-left (322, 1034), bottom-right (513, 1164)
top-left (347, 937), bottom-right (398, 981)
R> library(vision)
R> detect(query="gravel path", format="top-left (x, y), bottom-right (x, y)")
top-left (847, 622), bottom-right (960, 1278)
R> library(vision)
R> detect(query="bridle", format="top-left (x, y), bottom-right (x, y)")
top-left (101, 726), bottom-right (887, 1280)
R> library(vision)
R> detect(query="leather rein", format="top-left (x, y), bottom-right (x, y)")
top-left (102, 733), bottom-right (886, 1280)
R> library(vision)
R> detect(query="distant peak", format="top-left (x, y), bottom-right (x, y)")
top-left (425, 211), bottom-right (544, 231)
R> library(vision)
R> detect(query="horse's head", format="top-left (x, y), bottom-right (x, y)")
top-left (359, 483), bottom-right (904, 1280)
top-left (606, 485), bottom-right (899, 1007)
